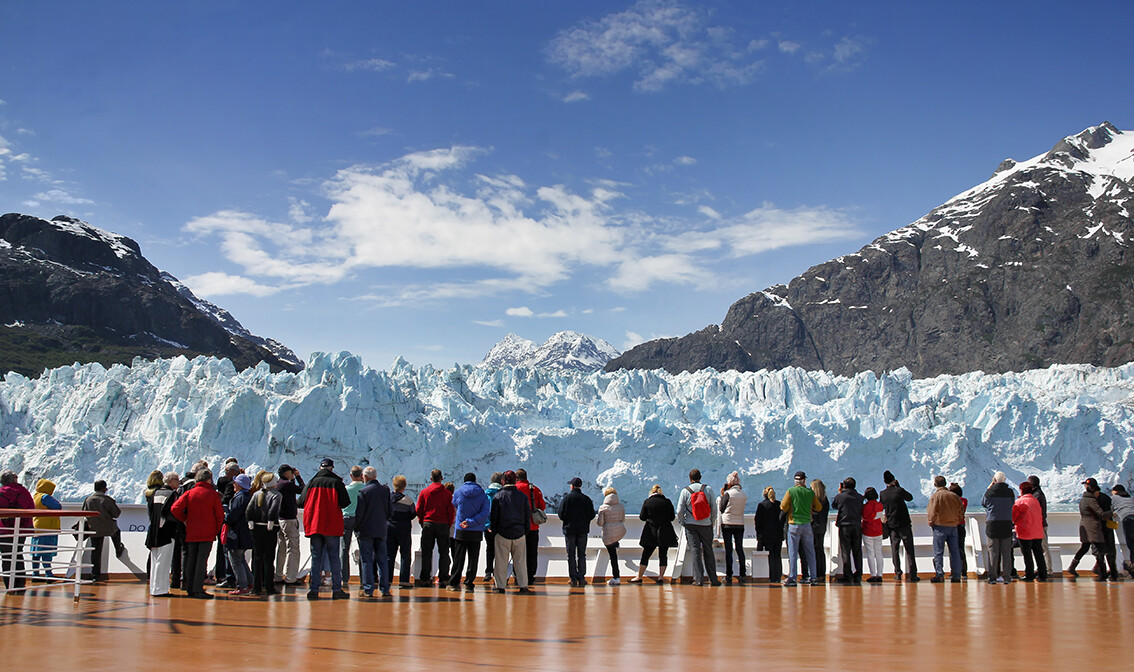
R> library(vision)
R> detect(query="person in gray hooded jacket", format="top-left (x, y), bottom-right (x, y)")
top-left (981, 471), bottom-right (1016, 583)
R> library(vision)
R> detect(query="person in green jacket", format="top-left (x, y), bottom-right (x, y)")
top-left (780, 471), bottom-right (822, 586)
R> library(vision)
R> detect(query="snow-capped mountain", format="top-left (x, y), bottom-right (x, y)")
top-left (482, 331), bottom-right (620, 371)
top-left (609, 122), bottom-right (1134, 378)
top-left (2, 352), bottom-right (1130, 506)
top-left (0, 213), bottom-right (302, 376)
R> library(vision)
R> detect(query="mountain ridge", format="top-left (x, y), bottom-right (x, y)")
top-left (483, 330), bottom-right (619, 371)
top-left (607, 122), bottom-right (1134, 377)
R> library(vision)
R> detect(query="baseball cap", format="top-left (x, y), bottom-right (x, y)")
top-left (794, 471), bottom-right (806, 481)
top-left (320, 458), bottom-right (335, 469)
top-left (569, 477), bottom-right (583, 487)
top-left (1082, 477), bottom-right (1099, 488)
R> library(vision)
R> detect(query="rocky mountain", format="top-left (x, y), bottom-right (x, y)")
top-left (483, 330), bottom-right (620, 371)
top-left (607, 122), bottom-right (1134, 378)
top-left (0, 213), bottom-right (303, 377)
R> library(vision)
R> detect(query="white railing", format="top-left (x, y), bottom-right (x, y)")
top-left (1, 509), bottom-right (98, 601)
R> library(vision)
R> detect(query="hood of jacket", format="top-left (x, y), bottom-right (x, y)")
top-left (602, 492), bottom-right (620, 507)
top-left (35, 478), bottom-right (56, 495)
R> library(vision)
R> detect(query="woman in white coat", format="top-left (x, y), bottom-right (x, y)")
top-left (597, 487), bottom-right (627, 585)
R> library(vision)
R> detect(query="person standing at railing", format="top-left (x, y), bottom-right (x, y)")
top-left (810, 479), bottom-right (830, 584)
top-left (831, 477), bottom-right (864, 584)
top-left (515, 469), bottom-right (546, 586)
top-left (274, 464), bottom-right (305, 586)
top-left (448, 473), bottom-right (489, 594)
top-left (880, 471), bottom-right (919, 583)
top-left (483, 472), bottom-right (503, 584)
top-left (1111, 484), bottom-right (1134, 578)
top-left (680, 468), bottom-right (721, 587)
top-left (558, 477), bottom-right (596, 588)
top-left (754, 486), bottom-right (785, 584)
top-left (1013, 481), bottom-right (1047, 582)
top-left (947, 483), bottom-right (968, 577)
top-left (780, 471), bottom-right (820, 587)
top-left (0, 470), bottom-right (35, 590)
top-left (629, 485), bottom-right (678, 584)
top-left (145, 471), bottom-right (180, 597)
top-left (246, 471), bottom-right (282, 597)
top-left (718, 472), bottom-right (747, 585)
top-left (981, 472), bottom-right (1016, 584)
top-left (387, 475), bottom-right (417, 590)
top-left (416, 468), bottom-right (455, 588)
top-left (861, 487), bottom-right (884, 583)
top-left (926, 475), bottom-right (964, 583)
top-left (170, 468), bottom-right (224, 599)
top-left (224, 474), bottom-right (255, 596)
top-left (31, 478), bottom-right (62, 579)
top-left (597, 486), bottom-right (627, 586)
top-left (81, 480), bottom-right (122, 583)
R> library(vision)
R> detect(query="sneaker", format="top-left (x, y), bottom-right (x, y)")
top-left (381, 590), bottom-right (392, 597)
top-left (332, 590), bottom-right (350, 600)
top-left (906, 575), bottom-right (920, 583)
top-left (464, 584), bottom-right (476, 593)
top-left (930, 575), bottom-right (944, 583)
top-left (444, 585), bottom-right (460, 592)
top-left (399, 582), bottom-right (414, 590)
top-left (995, 577), bottom-right (1005, 584)
top-left (607, 578), bottom-right (620, 586)
top-left (782, 579), bottom-right (797, 587)
top-left (306, 591), bottom-right (320, 600)
top-left (229, 587), bottom-right (251, 596)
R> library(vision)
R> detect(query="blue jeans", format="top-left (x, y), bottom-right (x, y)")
top-left (309, 534), bottom-right (342, 592)
top-left (227, 547), bottom-right (251, 589)
top-left (565, 533), bottom-right (588, 583)
top-left (931, 525), bottom-right (961, 579)
top-left (787, 523), bottom-right (816, 583)
top-left (358, 535), bottom-right (389, 593)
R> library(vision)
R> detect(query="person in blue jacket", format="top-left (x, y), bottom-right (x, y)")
top-left (224, 474), bottom-right (255, 596)
top-left (447, 473), bottom-right (490, 592)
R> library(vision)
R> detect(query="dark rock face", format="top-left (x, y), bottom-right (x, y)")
top-left (608, 122), bottom-right (1134, 378)
top-left (0, 213), bottom-right (303, 377)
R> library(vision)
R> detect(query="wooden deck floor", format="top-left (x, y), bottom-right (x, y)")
top-left (2, 579), bottom-right (1131, 670)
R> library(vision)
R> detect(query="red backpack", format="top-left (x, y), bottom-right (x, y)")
top-left (688, 484), bottom-right (711, 521)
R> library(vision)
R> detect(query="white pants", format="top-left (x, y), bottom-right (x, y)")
top-left (149, 543), bottom-right (173, 595)
top-left (493, 535), bottom-right (527, 590)
top-left (275, 519), bottom-right (301, 581)
top-left (864, 535), bottom-right (884, 577)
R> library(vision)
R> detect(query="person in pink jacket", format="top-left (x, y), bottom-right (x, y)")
top-left (1012, 481), bottom-right (1047, 581)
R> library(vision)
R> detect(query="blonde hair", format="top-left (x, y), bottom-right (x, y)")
top-left (603, 486), bottom-right (616, 496)
top-left (763, 486), bottom-right (776, 500)
top-left (392, 475), bottom-right (407, 492)
top-left (649, 484), bottom-right (663, 495)
top-left (810, 479), bottom-right (826, 501)
top-left (251, 470), bottom-right (270, 493)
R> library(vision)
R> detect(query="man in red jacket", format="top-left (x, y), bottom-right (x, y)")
top-left (515, 469), bottom-right (545, 585)
top-left (299, 458), bottom-right (351, 600)
top-left (416, 469), bottom-right (455, 587)
top-left (170, 468), bottom-right (224, 599)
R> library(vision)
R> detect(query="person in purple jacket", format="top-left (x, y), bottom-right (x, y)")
top-left (0, 470), bottom-right (36, 589)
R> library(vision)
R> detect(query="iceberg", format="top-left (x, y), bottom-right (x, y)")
top-left (1, 352), bottom-right (1131, 506)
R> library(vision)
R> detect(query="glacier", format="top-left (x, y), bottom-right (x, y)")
top-left (1, 352), bottom-right (1132, 507)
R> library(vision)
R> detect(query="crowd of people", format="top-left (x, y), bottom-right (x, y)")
top-left (2, 462), bottom-right (1133, 595)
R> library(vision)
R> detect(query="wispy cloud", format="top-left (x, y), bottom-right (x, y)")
top-left (562, 90), bottom-right (591, 103)
top-left (31, 188), bottom-right (94, 205)
top-left (181, 271), bottom-right (283, 298)
top-left (474, 319), bottom-right (505, 328)
top-left (547, 0), bottom-right (765, 92)
top-left (548, 1), bottom-right (868, 91)
top-left (341, 58), bottom-right (396, 73)
top-left (185, 147), bottom-right (861, 301)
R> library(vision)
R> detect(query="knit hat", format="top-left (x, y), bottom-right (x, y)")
top-left (883, 470), bottom-right (895, 484)
top-left (726, 471), bottom-right (740, 487)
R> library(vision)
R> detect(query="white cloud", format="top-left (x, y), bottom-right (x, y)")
top-left (360, 127), bottom-right (394, 138)
top-left (32, 188), bottom-right (93, 205)
top-left (547, 0), bottom-right (765, 92)
top-left (182, 271), bottom-right (282, 298)
top-left (342, 58), bottom-right (396, 72)
top-left (474, 319), bottom-right (505, 328)
top-left (408, 68), bottom-right (454, 83)
top-left (698, 205), bottom-right (721, 220)
top-left (185, 147), bottom-right (862, 299)
top-left (562, 90), bottom-right (591, 103)
top-left (778, 40), bottom-right (801, 54)
top-left (507, 306), bottom-right (535, 317)
top-left (674, 155), bottom-right (697, 166)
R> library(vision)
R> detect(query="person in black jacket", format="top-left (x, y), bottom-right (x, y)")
top-left (880, 470), bottom-right (919, 582)
top-left (981, 471), bottom-right (1016, 583)
top-left (387, 475), bottom-right (417, 589)
top-left (831, 478), bottom-right (864, 584)
top-left (145, 471), bottom-right (180, 597)
top-left (558, 477), bottom-right (596, 587)
top-left (274, 464), bottom-right (305, 585)
top-left (246, 471), bottom-right (282, 597)
top-left (754, 486), bottom-right (786, 583)
top-left (490, 470), bottom-right (532, 593)
top-left (354, 467), bottom-right (393, 598)
top-left (629, 485), bottom-right (679, 583)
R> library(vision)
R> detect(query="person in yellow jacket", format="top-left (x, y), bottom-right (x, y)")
top-left (31, 478), bottom-right (63, 579)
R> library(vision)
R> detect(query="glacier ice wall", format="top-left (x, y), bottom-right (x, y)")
top-left (1, 352), bottom-right (1132, 506)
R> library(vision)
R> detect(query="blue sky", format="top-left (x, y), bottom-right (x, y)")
top-left (1, 1), bottom-right (1132, 370)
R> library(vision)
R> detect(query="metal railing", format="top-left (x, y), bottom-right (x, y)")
top-left (1, 509), bottom-right (99, 602)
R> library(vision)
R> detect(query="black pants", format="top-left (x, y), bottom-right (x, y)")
top-left (250, 527), bottom-right (277, 594)
top-left (838, 526), bottom-right (863, 580)
top-left (889, 525), bottom-right (918, 577)
top-left (387, 525), bottom-right (412, 584)
top-left (812, 526), bottom-right (827, 581)
top-left (214, 530), bottom-right (230, 584)
top-left (184, 540), bottom-right (213, 596)
top-left (418, 522), bottom-right (451, 583)
top-left (89, 536), bottom-right (106, 581)
top-left (1019, 538), bottom-right (1047, 580)
top-left (1, 533), bottom-right (26, 589)
top-left (722, 525), bottom-right (745, 578)
top-left (758, 540), bottom-right (783, 582)
top-left (525, 529), bottom-right (540, 584)
top-left (484, 530), bottom-right (496, 578)
top-left (449, 532), bottom-right (483, 588)
top-left (956, 524), bottom-right (968, 574)
top-left (606, 543), bottom-right (620, 579)
top-left (171, 531), bottom-right (184, 588)
top-left (341, 515), bottom-right (356, 584)
top-left (640, 545), bottom-right (669, 567)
